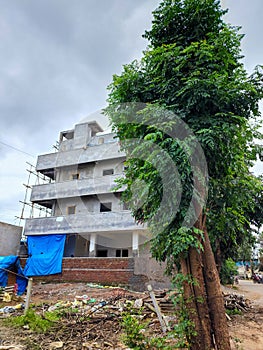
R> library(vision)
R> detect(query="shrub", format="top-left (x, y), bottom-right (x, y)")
top-left (220, 258), bottom-right (238, 285)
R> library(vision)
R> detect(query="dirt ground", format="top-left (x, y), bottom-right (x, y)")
top-left (227, 280), bottom-right (263, 350)
top-left (0, 280), bottom-right (263, 349)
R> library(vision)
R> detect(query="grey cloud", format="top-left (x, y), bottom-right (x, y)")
top-left (0, 0), bottom-right (262, 224)
top-left (0, 0), bottom-right (159, 135)
top-left (224, 0), bottom-right (263, 72)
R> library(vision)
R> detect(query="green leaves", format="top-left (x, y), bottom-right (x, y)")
top-left (172, 227), bottom-right (204, 259)
top-left (143, 0), bottom-right (227, 48)
top-left (105, 0), bottom-right (263, 270)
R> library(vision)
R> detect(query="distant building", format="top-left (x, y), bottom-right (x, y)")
top-left (0, 221), bottom-right (22, 256)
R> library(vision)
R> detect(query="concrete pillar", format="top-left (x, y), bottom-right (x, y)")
top-left (89, 233), bottom-right (97, 257)
top-left (132, 232), bottom-right (139, 257)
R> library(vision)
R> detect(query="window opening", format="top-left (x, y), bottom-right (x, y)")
top-left (61, 130), bottom-right (74, 141)
top-left (97, 250), bottom-right (108, 257)
top-left (100, 202), bottom-right (112, 212)
top-left (116, 249), bottom-right (129, 257)
top-left (103, 169), bottom-right (114, 176)
top-left (67, 206), bottom-right (76, 215)
top-left (72, 173), bottom-right (79, 180)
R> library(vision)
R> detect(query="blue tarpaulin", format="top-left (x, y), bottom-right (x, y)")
top-left (0, 255), bottom-right (28, 295)
top-left (24, 234), bottom-right (66, 277)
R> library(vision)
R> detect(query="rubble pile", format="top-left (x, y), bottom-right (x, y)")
top-left (0, 283), bottom-right (254, 349)
top-left (0, 286), bottom-right (178, 349)
top-left (223, 292), bottom-right (251, 313)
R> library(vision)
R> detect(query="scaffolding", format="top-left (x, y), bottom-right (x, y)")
top-left (17, 162), bottom-right (52, 226)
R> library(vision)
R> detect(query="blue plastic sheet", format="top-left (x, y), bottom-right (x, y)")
top-left (16, 263), bottom-right (28, 295)
top-left (0, 255), bottom-right (28, 295)
top-left (24, 234), bottom-right (66, 277)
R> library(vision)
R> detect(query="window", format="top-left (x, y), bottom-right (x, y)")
top-left (116, 249), bottom-right (129, 257)
top-left (97, 250), bottom-right (108, 257)
top-left (61, 130), bottom-right (74, 141)
top-left (98, 137), bottom-right (104, 144)
top-left (103, 169), bottom-right (114, 176)
top-left (100, 202), bottom-right (112, 212)
top-left (72, 173), bottom-right (79, 180)
top-left (67, 206), bottom-right (76, 215)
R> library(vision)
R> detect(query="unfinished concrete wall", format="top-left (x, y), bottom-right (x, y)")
top-left (0, 222), bottom-right (22, 256)
top-left (36, 142), bottom-right (126, 171)
top-left (134, 253), bottom-right (172, 290)
top-left (74, 122), bottom-right (92, 149)
top-left (56, 165), bottom-right (86, 182)
top-left (54, 193), bottom-right (123, 217)
top-left (24, 212), bottom-right (145, 235)
top-left (88, 132), bottom-right (116, 146)
top-left (93, 158), bottom-right (125, 177)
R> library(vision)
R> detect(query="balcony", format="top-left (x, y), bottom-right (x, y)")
top-left (30, 175), bottom-right (124, 203)
top-left (24, 212), bottom-right (146, 236)
top-left (37, 142), bottom-right (125, 172)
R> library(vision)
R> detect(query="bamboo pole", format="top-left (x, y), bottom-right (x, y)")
top-left (24, 277), bottom-right (33, 314)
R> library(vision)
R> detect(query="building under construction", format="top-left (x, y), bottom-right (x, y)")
top-left (23, 119), bottom-right (169, 290)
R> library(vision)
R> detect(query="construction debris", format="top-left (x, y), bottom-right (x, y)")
top-left (0, 287), bottom-right (14, 301)
top-left (223, 292), bottom-right (251, 312)
top-left (0, 304), bottom-right (24, 315)
top-left (0, 282), bottom-right (254, 349)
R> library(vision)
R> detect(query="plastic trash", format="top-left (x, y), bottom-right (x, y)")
top-left (0, 306), bottom-right (16, 313)
top-left (3, 292), bottom-right (12, 302)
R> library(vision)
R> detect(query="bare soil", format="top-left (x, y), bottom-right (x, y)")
top-left (227, 280), bottom-right (263, 350)
top-left (0, 280), bottom-right (262, 349)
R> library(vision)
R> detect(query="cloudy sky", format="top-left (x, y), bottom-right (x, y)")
top-left (0, 0), bottom-right (262, 225)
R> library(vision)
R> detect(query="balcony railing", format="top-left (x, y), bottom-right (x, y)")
top-left (24, 212), bottom-right (145, 235)
top-left (30, 175), bottom-right (124, 202)
top-left (37, 142), bottom-right (125, 172)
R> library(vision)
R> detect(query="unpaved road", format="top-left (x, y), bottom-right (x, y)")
top-left (227, 279), bottom-right (263, 350)
top-left (236, 279), bottom-right (263, 306)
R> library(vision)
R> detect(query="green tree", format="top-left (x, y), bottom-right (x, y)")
top-left (210, 173), bottom-right (263, 273)
top-left (105, 1), bottom-right (263, 349)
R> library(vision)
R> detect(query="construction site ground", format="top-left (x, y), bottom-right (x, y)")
top-left (0, 279), bottom-right (263, 350)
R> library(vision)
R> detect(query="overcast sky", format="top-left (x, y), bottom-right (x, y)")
top-left (0, 0), bottom-right (262, 225)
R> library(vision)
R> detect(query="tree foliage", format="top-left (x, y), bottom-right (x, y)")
top-left (106, 0), bottom-right (263, 268)
top-left (105, 0), bottom-right (263, 348)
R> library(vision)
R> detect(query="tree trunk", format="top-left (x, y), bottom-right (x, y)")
top-left (202, 226), bottom-right (231, 350)
top-left (189, 247), bottom-right (213, 349)
top-left (180, 217), bottom-right (231, 350)
top-left (215, 238), bottom-right (222, 274)
top-left (180, 257), bottom-right (203, 350)
top-left (181, 250), bottom-right (213, 350)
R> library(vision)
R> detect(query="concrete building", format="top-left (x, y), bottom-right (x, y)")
top-left (23, 120), bottom-right (170, 290)
top-left (24, 120), bottom-right (148, 258)
top-left (0, 221), bottom-right (22, 256)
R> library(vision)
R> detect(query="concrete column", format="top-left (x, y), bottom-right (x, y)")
top-left (89, 233), bottom-right (97, 257)
top-left (132, 232), bottom-right (139, 257)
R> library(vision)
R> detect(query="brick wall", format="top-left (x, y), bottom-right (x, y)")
top-left (29, 258), bottom-right (148, 291)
